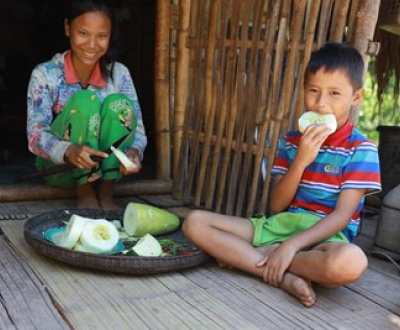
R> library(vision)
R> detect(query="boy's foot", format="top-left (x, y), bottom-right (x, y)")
top-left (98, 198), bottom-right (123, 211)
top-left (280, 272), bottom-right (316, 307)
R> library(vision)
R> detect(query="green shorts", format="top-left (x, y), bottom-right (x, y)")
top-left (250, 212), bottom-right (349, 247)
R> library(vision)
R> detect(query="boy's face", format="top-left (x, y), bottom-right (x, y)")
top-left (304, 69), bottom-right (364, 129)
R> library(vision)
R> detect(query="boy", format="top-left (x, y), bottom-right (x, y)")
top-left (182, 43), bottom-right (381, 307)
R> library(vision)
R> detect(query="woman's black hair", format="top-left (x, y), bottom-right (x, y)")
top-left (64, 0), bottom-right (118, 80)
top-left (304, 42), bottom-right (364, 91)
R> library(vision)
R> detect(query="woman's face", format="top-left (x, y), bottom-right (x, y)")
top-left (64, 11), bottom-right (111, 70)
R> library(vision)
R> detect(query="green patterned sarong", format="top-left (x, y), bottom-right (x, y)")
top-left (37, 90), bottom-right (137, 188)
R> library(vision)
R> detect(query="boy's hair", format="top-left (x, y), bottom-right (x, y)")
top-left (304, 42), bottom-right (364, 91)
top-left (64, 0), bottom-right (118, 80)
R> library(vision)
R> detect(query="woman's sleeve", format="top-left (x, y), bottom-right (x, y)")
top-left (27, 68), bottom-right (71, 164)
top-left (118, 66), bottom-right (147, 159)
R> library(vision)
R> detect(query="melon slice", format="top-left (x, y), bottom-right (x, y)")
top-left (298, 111), bottom-right (337, 134)
top-left (132, 234), bottom-right (162, 257)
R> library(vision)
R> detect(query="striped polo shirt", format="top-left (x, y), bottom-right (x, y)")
top-left (272, 121), bottom-right (381, 242)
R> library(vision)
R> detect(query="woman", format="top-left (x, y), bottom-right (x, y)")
top-left (27, 0), bottom-right (147, 210)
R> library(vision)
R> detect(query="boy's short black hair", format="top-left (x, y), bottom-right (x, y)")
top-left (304, 42), bottom-right (364, 91)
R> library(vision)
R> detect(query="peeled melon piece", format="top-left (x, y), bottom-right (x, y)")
top-left (58, 214), bottom-right (91, 249)
top-left (132, 234), bottom-right (162, 257)
top-left (110, 146), bottom-right (137, 170)
top-left (123, 203), bottom-right (180, 237)
top-left (298, 111), bottom-right (337, 134)
top-left (80, 219), bottom-right (119, 253)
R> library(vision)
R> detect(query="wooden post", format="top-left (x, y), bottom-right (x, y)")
top-left (350, 0), bottom-right (380, 125)
top-left (155, 0), bottom-right (171, 179)
top-left (173, 0), bottom-right (191, 196)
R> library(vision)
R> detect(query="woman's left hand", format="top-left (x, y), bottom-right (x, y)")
top-left (119, 147), bottom-right (142, 176)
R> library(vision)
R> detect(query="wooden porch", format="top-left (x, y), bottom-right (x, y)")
top-left (0, 193), bottom-right (399, 330)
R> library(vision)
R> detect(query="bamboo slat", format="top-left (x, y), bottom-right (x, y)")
top-left (155, 0), bottom-right (171, 179)
top-left (330, 0), bottom-right (351, 42)
top-left (173, 0), bottom-right (191, 197)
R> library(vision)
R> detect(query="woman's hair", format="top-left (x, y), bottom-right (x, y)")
top-left (64, 0), bottom-right (118, 80)
top-left (304, 42), bottom-right (364, 91)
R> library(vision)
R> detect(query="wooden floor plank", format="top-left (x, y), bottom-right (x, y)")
top-left (0, 237), bottom-right (69, 330)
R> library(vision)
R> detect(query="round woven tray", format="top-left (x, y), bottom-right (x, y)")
top-left (24, 209), bottom-right (209, 275)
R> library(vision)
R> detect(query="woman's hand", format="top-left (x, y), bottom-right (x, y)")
top-left (64, 144), bottom-right (108, 169)
top-left (119, 147), bottom-right (142, 176)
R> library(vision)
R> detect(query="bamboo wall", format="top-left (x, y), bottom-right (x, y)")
top-left (155, 0), bottom-right (380, 217)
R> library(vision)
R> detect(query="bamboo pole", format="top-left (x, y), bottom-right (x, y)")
top-left (316, 0), bottom-right (333, 48)
top-left (173, 0), bottom-right (191, 197)
top-left (330, 0), bottom-right (351, 42)
top-left (0, 180), bottom-right (173, 202)
top-left (225, 0), bottom-right (252, 215)
top-left (293, 0), bottom-right (321, 127)
top-left (346, 0), bottom-right (361, 43)
top-left (206, 0), bottom-right (237, 210)
top-left (182, 0), bottom-right (208, 202)
top-left (349, 0), bottom-right (380, 125)
top-left (259, 16), bottom-right (287, 213)
top-left (280, 0), bottom-right (307, 136)
top-left (214, 0), bottom-right (241, 212)
top-left (194, 0), bottom-right (222, 205)
top-left (235, 0), bottom-right (268, 215)
top-left (246, 1), bottom-right (281, 217)
top-left (155, 0), bottom-right (171, 179)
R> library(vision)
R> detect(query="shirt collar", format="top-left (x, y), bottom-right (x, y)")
top-left (64, 51), bottom-right (107, 88)
top-left (324, 120), bottom-right (353, 146)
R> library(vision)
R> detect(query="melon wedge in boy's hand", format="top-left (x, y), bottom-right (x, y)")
top-left (58, 214), bottom-right (90, 249)
top-left (110, 146), bottom-right (137, 170)
top-left (80, 219), bottom-right (119, 253)
top-left (298, 111), bottom-right (337, 134)
top-left (132, 234), bottom-right (163, 257)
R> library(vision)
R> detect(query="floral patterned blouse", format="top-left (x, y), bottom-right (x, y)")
top-left (27, 51), bottom-right (147, 164)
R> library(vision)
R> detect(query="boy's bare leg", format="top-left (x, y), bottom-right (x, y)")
top-left (287, 242), bottom-right (368, 287)
top-left (97, 180), bottom-right (122, 211)
top-left (76, 183), bottom-right (100, 209)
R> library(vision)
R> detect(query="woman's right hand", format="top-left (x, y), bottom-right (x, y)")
top-left (64, 144), bottom-right (108, 169)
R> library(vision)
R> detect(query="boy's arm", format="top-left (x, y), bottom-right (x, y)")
top-left (260, 188), bottom-right (365, 287)
top-left (270, 125), bottom-right (331, 213)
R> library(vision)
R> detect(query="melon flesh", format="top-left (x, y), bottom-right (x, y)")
top-left (298, 111), bottom-right (337, 134)
top-left (132, 234), bottom-right (162, 257)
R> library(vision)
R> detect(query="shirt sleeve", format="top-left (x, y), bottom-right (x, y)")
top-left (27, 67), bottom-right (72, 164)
top-left (116, 65), bottom-right (147, 159)
top-left (341, 141), bottom-right (382, 195)
top-left (271, 136), bottom-right (290, 176)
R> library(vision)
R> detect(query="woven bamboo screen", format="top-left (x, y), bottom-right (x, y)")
top-left (155, 0), bottom-right (379, 217)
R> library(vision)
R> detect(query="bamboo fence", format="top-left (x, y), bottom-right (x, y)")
top-left (155, 0), bottom-right (380, 217)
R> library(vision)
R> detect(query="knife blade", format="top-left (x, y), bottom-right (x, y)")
top-left (13, 133), bottom-right (131, 183)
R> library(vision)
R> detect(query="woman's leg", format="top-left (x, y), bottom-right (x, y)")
top-left (38, 90), bottom-right (103, 208)
top-left (98, 94), bottom-right (138, 210)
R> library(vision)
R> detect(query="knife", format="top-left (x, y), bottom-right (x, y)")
top-left (13, 133), bottom-right (132, 183)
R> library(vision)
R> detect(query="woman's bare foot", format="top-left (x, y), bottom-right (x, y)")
top-left (76, 183), bottom-right (100, 209)
top-left (280, 272), bottom-right (316, 307)
top-left (97, 180), bottom-right (122, 211)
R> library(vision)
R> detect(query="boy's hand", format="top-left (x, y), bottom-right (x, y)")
top-left (296, 125), bottom-right (331, 167)
top-left (256, 242), bottom-right (297, 287)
